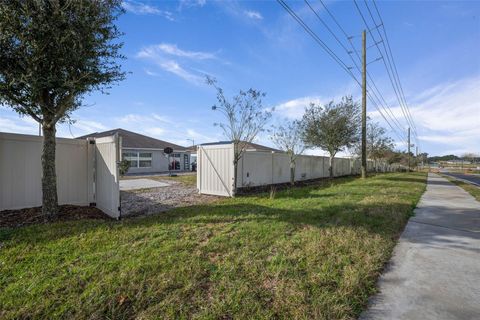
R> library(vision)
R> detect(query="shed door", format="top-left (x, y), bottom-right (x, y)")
top-left (95, 135), bottom-right (120, 218)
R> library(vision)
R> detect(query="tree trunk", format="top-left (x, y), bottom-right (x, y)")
top-left (290, 161), bottom-right (295, 186)
top-left (232, 160), bottom-right (238, 197)
top-left (329, 155), bottom-right (334, 178)
top-left (41, 124), bottom-right (59, 217)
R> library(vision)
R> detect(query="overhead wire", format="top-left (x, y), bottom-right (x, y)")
top-left (353, 0), bottom-right (418, 145)
top-left (277, 0), bottom-right (407, 142)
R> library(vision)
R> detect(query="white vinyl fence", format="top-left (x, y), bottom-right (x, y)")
top-left (197, 142), bottom-right (401, 197)
top-left (0, 132), bottom-right (120, 218)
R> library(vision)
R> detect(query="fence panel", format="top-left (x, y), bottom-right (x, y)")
top-left (198, 144), bottom-right (233, 196)
top-left (240, 152), bottom-right (274, 187)
top-left (0, 132), bottom-right (92, 211)
top-left (94, 135), bottom-right (120, 218)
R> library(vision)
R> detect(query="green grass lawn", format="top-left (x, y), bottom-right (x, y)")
top-left (0, 172), bottom-right (426, 319)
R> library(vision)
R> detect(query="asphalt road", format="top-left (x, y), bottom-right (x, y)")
top-left (441, 171), bottom-right (480, 186)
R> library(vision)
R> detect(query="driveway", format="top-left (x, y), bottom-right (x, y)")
top-left (120, 178), bottom-right (170, 191)
top-left (361, 173), bottom-right (480, 320)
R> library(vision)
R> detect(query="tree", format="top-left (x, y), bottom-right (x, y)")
top-left (207, 77), bottom-right (272, 195)
top-left (462, 152), bottom-right (479, 164)
top-left (353, 120), bottom-right (394, 170)
top-left (300, 96), bottom-right (360, 178)
top-left (118, 159), bottom-right (130, 177)
top-left (270, 120), bottom-right (306, 185)
top-left (417, 152), bottom-right (428, 167)
top-left (0, 1), bottom-right (126, 216)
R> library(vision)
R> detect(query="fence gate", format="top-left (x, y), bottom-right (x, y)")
top-left (94, 134), bottom-right (120, 218)
top-left (197, 144), bottom-right (234, 197)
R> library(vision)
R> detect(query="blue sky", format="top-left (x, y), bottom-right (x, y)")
top-left (1, 0), bottom-right (479, 157)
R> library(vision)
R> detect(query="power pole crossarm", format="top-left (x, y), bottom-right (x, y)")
top-left (361, 29), bottom-right (367, 179)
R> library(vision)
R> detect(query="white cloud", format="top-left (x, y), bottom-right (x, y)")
top-left (144, 127), bottom-right (166, 137)
top-left (370, 77), bottom-right (480, 154)
top-left (144, 69), bottom-right (160, 77)
top-left (159, 60), bottom-right (204, 85)
top-left (0, 117), bottom-right (38, 134)
top-left (136, 43), bottom-right (218, 85)
top-left (122, 1), bottom-right (174, 20)
top-left (178, 0), bottom-right (206, 10)
top-left (71, 120), bottom-right (107, 134)
top-left (274, 96), bottom-right (326, 119)
top-left (244, 10), bottom-right (263, 20)
top-left (153, 43), bottom-right (217, 60)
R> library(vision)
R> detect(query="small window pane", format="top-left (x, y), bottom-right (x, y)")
top-left (122, 152), bottom-right (138, 168)
top-left (139, 152), bottom-right (152, 159)
top-left (139, 160), bottom-right (152, 167)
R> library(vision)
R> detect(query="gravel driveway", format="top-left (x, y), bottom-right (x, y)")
top-left (120, 179), bottom-right (218, 216)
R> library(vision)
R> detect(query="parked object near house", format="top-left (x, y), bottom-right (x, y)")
top-left (197, 142), bottom-right (401, 197)
top-left (0, 132), bottom-right (121, 218)
top-left (79, 128), bottom-right (192, 174)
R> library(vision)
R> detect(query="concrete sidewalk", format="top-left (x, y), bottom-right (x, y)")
top-left (361, 173), bottom-right (480, 320)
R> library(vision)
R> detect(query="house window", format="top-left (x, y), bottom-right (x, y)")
top-left (139, 152), bottom-right (152, 168)
top-left (123, 151), bottom-right (138, 168)
top-left (122, 151), bottom-right (152, 168)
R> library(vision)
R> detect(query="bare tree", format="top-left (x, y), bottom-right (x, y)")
top-left (0, 1), bottom-right (126, 216)
top-left (462, 152), bottom-right (479, 164)
top-left (300, 96), bottom-right (361, 178)
top-left (207, 77), bottom-right (272, 195)
top-left (270, 120), bottom-right (306, 185)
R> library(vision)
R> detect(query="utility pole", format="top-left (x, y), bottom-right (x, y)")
top-left (407, 127), bottom-right (411, 172)
top-left (361, 29), bottom-right (367, 179)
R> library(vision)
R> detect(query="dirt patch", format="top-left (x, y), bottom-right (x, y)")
top-left (121, 179), bottom-right (219, 216)
top-left (0, 205), bottom-right (111, 229)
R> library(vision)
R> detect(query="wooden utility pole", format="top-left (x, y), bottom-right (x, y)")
top-left (361, 30), bottom-right (367, 178)
top-left (407, 127), bottom-right (411, 172)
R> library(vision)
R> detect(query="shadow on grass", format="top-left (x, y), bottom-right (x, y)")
top-left (0, 199), bottom-right (418, 247)
top-left (1, 173), bottom-right (428, 246)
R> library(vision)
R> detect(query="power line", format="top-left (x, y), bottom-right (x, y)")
top-left (277, 0), bottom-right (407, 142)
top-left (276, 0), bottom-right (355, 80)
top-left (353, 0), bottom-right (418, 143)
top-left (315, 0), bottom-right (407, 140)
top-left (364, 1), bottom-right (417, 137)
top-left (371, 0), bottom-right (418, 138)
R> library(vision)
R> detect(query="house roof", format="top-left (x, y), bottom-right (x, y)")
top-left (77, 128), bottom-right (187, 151)
top-left (196, 141), bottom-right (282, 153)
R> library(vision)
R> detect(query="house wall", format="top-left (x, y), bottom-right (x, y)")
top-left (123, 148), bottom-right (191, 174)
